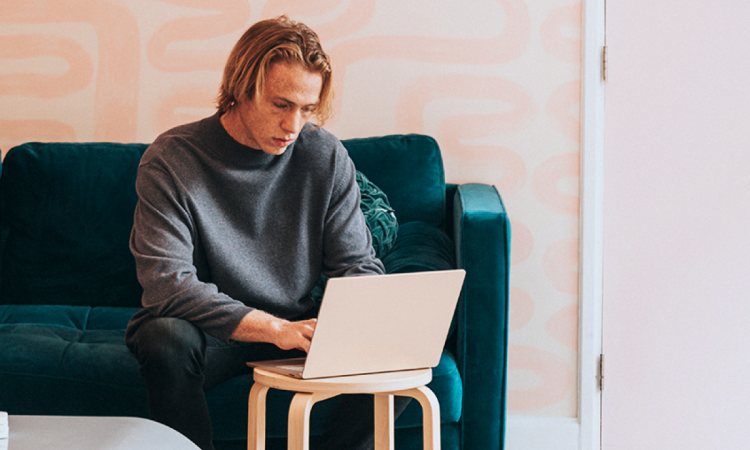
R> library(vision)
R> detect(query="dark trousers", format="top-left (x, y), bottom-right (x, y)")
top-left (129, 316), bottom-right (410, 450)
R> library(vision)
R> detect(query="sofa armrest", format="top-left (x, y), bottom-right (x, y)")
top-left (452, 183), bottom-right (510, 450)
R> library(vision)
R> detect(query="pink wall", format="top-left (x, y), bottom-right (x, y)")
top-left (603, 0), bottom-right (750, 448)
top-left (0, 0), bottom-right (583, 417)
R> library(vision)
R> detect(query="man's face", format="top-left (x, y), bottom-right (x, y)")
top-left (225, 61), bottom-right (323, 155)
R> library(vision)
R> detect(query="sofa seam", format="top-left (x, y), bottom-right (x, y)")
top-left (0, 369), bottom-right (144, 390)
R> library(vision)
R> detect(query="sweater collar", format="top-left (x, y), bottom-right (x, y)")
top-left (199, 111), bottom-right (291, 168)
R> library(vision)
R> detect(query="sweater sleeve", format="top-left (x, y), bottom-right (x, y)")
top-left (130, 162), bottom-right (254, 341)
top-left (321, 147), bottom-right (386, 278)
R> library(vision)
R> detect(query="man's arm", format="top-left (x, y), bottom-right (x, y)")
top-left (230, 311), bottom-right (317, 352)
top-left (130, 162), bottom-right (256, 341)
top-left (320, 147), bottom-right (385, 278)
top-left (132, 167), bottom-right (316, 348)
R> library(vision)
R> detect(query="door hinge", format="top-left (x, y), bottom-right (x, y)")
top-left (599, 354), bottom-right (605, 390)
top-left (602, 46), bottom-right (608, 82)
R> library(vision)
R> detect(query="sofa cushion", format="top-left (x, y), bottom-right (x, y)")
top-left (343, 135), bottom-right (446, 227)
top-left (0, 323), bottom-right (148, 416)
top-left (0, 305), bottom-right (463, 441)
top-left (381, 221), bottom-right (455, 274)
top-left (0, 143), bottom-right (148, 308)
top-left (0, 304), bottom-right (90, 329)
top-left (0, 305), bottom-right (140, 331)
top-left (356, 171), bottom-right (398, 257)
top-left (0, 304), bottom-right (147, 415)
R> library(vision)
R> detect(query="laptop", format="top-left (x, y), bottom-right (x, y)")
top-left (247, 269), bottom-right (466, 379)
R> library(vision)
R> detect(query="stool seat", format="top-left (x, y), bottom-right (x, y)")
top-left (248, 368), bottom-right (440, 450)
top-left (252, 367), bottom-right (432, 393)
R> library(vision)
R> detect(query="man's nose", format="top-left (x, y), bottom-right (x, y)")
top-left (281, 110), bottom-right (303, 134)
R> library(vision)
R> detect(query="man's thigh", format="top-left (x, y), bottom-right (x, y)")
top-left (202, 336), bottom-right (304, 390)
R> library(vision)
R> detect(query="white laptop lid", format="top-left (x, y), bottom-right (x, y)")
top-left (300, 269), bottom-right (465, 379)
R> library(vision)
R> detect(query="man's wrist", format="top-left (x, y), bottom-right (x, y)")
top-left (230, 309), bottom-right (287, 345)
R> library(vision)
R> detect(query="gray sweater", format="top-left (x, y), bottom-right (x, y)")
top-left (125, 113), bottom-right (384, 345)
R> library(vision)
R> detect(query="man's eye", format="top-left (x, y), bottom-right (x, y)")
top-left (275, 103), bottom-right (288, 109)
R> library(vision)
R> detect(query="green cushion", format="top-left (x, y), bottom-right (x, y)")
top-left (0, 142), bottom-right (148, 308)
top-left (0, 305), bottom-right (139, 331)
top-left (343, 135), bottom-right (446, 227)
top-left (0, 323), bottom-right (148, 416)
top-left (356, 171), bottom-right (398, 257)
top-left (0, 304), bottom-right (146, 415)
top-left (382, 221), bottom-right (455, 274)
top-left (0, 305), bottom-right (89, 329)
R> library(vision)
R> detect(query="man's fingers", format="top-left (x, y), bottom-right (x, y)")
top-left (301, 318), bottom-right (317, 338)
top-left (281, 318), bottom-right (316, 352)
top-left (298, 319), bottom-right (316, 350)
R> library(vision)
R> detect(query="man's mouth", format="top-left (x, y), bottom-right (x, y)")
top-left (273, 137), bottom-right (294, 147)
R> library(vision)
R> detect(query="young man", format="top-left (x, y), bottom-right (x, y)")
top-left (126, 16), bottom-right (407, 450)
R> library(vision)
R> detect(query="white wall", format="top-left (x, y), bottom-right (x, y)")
top-left (603, 0), bottom-right (750, 448)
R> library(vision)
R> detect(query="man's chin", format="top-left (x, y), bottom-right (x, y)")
top-left (263, 138), bottom-right (294, 155)
top-left (261, 146), bottom-right (288, 156)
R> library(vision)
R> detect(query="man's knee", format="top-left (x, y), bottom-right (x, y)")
top-left (132, 317), bottom-right (206, 371)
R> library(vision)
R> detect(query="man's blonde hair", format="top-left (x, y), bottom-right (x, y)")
top-left (217, 16), bottom-right (333, 125)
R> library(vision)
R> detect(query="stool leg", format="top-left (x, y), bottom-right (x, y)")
top-left (248, 384), bottom-right (270, 450)
top-left (402, 387), bottom-right (441, 450)
top-left (288, 392), bottom-right (338, 450)
top-left (373, 394), bottom-right (395, 450)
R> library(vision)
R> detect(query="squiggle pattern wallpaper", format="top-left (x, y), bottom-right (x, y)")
top-left (1, 0), bottom-right (582, 417)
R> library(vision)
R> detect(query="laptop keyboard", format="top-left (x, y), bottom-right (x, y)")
top-left (274, 364), bottom-right (303, 373)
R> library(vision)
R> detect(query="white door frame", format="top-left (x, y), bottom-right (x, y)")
top-left (577, 0), bottom-right (605, 447)
top-left (506, 0), bottom-right (605, 448)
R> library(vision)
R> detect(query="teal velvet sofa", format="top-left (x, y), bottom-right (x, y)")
top-left (0, 134), bottom-right (510, 450)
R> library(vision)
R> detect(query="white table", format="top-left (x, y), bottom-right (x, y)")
top-left (4, 415), bottom-right (199, 450)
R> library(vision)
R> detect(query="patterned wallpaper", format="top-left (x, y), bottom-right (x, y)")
top-left (0, 0), bottom-right (582, 417)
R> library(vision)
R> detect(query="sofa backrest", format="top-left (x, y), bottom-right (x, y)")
top-left (0, 143), bottom-right (148, 307)
top-left (342, 134), bottom-right (446, 227)
top-left (0, 134), bottom-right (445, 308)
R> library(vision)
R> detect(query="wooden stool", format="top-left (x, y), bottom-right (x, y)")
top-left (247, 367), bottom-right (440, 450)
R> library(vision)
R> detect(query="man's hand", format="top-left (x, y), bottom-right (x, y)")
top-left (272, 318), bottom-right (317, 353)
top-left (230, 310), bottom-right (317, 353)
